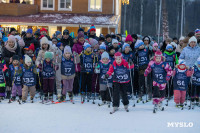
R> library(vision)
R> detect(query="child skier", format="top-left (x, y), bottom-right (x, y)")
top-left (163, 44), bottom-right (179, 99)
top-left (22, 55), bottom-right (38, 103)
top-left (135, 41), bottom-right (151, 102)
top-left (60, 46), bottom-right (79, 103)
top-left (173, 60), bottom-right (193, 108)
top-left (0, 54), bottom-right (8, 101)
top-left (80, 43), bottom-right (94, 103)
top-left (106, 52), bottom-right (134, 113)
top-left (98, 52), bottom-right (113, 107)
top-left (40, 51), bottom-right (58, 102)
top-left (191, 57), bottom-right (200, 106)
top-left (144, 50), bottom-right (173, 113)
top-left (9, 55), bottom-right (23, 101)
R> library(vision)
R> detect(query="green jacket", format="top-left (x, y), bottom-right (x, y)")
top-left (163, 51), bottom-right (179, 65)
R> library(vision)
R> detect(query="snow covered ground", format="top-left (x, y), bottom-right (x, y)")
top-left (0, 95), bottom-right (199, 133)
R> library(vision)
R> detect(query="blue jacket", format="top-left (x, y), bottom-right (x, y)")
top-left (179, 45), bottom-right (200, 67)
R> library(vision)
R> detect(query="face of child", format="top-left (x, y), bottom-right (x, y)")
top-left (113, 43), bottom-right (118, 48)
top-left (59, 45), bottom-right (64, 51)
top-left (79, 37), bottom-right (85, 44)
top-left (106, 37), bottom-right (112, 43)
top-left (28, 50), bottom-right (33, 55)
top-left (125, 46), bottom-right (130, 53)
top-left (90, 31), bottom-right (95, 35)
top-left (116, 57), bottom-right (122, 64)
top-left (139, 45), bottom-right (144, 49)
top-left (42, 43), bottom-right (48, 50)
top-left (144, 40), bottom-right (149, 45)
top-left (155, 56), bottom-right (162, 63)
top-left (13, 60), bottom-right (19, 66)
top-left (52, 39), bottom-right (58, 45)
top-left (86, 47), bottom-right (91, 52)
top-left (26, 33), bottom-right (32, 38)
top-left (65, 52), bottom-right (71, 58)
top-left (24, 50), bottom-right (29, 54)
top-left (57, 34), bottom-right (62, 39)
top-left (179, 64), bottom-right (186, 69)
top-left (110, 49), bottom-right (115, 55)
top-left (63, 34), bottom-right (69, 39)
top-left (27, 62), bottom-right (32, 67)
top-left (40, 31), bottom-right (46, 36)
top-left (153, 46), bottom-right (158, 49)
top-left (8, 41), bottom-right (15, 48)
top-left (126, 41), bottom-right (132, 45)
top-left (100, 49), bottom-right (105, 53)
top-left (45, 58), bottom-right (50, 62)
top-left (102, 58), bottom-right (109, 64)
top-left (189, 41), bottom-right (196, 48)
top-left (167, 48), bottom-right (173, 52)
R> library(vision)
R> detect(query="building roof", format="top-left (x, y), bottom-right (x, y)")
top-left (0, 13), bottom-right (120, 27)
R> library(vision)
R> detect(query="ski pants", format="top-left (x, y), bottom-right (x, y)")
top-left (81, 72), bottom-right (92, 93)
top-left (0, 87), bottom-right (6, 97)
top-left (113, 82), bottom-right (129, 107)
top-left (43, 78), bottom-right (55, 95)
top-left (22, 85), bottom-right (36, 101)
top-left (92, 73), bottom-right (100, 93)
top-left (62, 78), bottom-right (74, 95)
top-left (100, 83), bottom-right (112, 102)
top-left (73, 72), bottom-right (80, 95)
top-left (152, 82), bottom-right (166, 104)
top-left (12, 84), bottom-right (22, 97)
top-left (174, 90), bottom-right (186, 104)
top-left (55, 63), bottom-right (62, 97)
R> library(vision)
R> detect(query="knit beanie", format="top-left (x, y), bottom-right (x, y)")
top-left (114, 52), bottom-right (122, 59)
top-left (44, 51), bottom-right (54, 60)
top-left (10, 28), bottom-right (16, 34)
top-left (166, 44), bottom-right (173, 50)
top-left (55, 31), bottom-right (61, 37)
top-left (78, 28), bottom-right (84, 33)
top-left (122, 43), bottom-right (130, 51)
top-left (28, 43), bottom-right (35, 52)
top-left (179, 36), bottom-right (185, 41)
top-left (155, 50), bottom-right (162, 57)
top-left (12, 55), bottom-right (20, 61)
top-left (8, 35), bottom-right (16, 43)
top-left (135, 40), bottom-right (144, 49)
top-left (105, 34), bottom-right (111, 39)
top-left (90, 24), bottom-right (96, 32)
top-left (84, 42), bottom-right (91, 50)
top-left (26, 28), bottom-right (33, 34)
top-left (99, 43), bottom-right (106, 50)
top-left (89, 38), bottom-right (98, 47)
top-left (40, 28), bottom-right (47, 33)
top-left (24, 55), bottom-right (32, 65)
top-left (64, 46), bottom-right (72, 54)
top-left (125, 35), bottom-right (133, 42)
top-left (195, 29), bottom-right (200, 35)
top-left (179, 59), bottom-right (186, 65)
top-left (188, 36), bottom-right (197, 44)
top-left (57, 42), bottom-right (63, 47)
top-left (63, 29), bottom-right (69, 35)
top-left (40, 37), bottom-right (49, 45)
top-left (101, 52), bottom-right (109, 59)
top-left (112, 39), bottom-right (118, 45)
top-left (153, 43), bottom-right (158, 47)
top-left (78, 32), bottom-right (84, 39)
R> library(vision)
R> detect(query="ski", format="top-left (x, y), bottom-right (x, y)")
top-left (18, 99), bottom-right (21, 104)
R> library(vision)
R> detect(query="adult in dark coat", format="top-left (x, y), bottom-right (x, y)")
top-left (61, 29), bottom-right (74, 48)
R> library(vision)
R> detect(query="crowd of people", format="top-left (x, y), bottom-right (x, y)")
top-left (0, 24), bottom-right (200, 113)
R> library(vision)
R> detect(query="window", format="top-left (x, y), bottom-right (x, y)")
top-left (88, 0), bottom-right (102, 12)
top-left (58, 0), bottom-right (72, 11)
top-left (41, 0), bottom-right (55, 10)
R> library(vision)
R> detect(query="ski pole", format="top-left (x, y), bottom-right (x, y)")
top-left (144, 76), bottom-right (148, 104)
top-left (106, 80), bottom-right (113, 103)
top-left (166, 81), bottom-right (170, 106)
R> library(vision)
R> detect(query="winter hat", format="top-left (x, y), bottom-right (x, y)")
top-left (131, 34), bottom-right (138, 40)
top-left (34, 29), bottom-right (40, 36)
top-left (55, 31), bottom-right (61, 37)
top-left (99, 34), bottom-right (105, 41)
top-left (40, 37), bottom-right (49, 45)
top-left (125, 35), bottom-right (133, 42)
top-left (10, 28), bottom-right (16, 33)
top-left (63, 29), bottom-right (69, 35)
top-left (0, 32), bottom-right (2, 38)
top-left (89, 38), bottom-right (98, 47)
top-left (112, 39), bottom-right (118, 45)
top-left (57, 42), bottom-right (63, 47)
top-left (84, 42), bottom-right (91, 50)
top-left (105, 34), bottom-right (111, 39)
top-left (26, 28), bottom-right (33, 34)
top-left (155, 50), bottom-right (162, 57)
top-left (100, 43), bottom-right (106, 50)
top-left (78, 28), bottom-right (84, 33)
top-left (111, 32), bottom-right (116, 39)
top-left (170, 42), bottom-right (177, 48)
top-left (40, 28), bottom-right (47, 33)
top-left (179, 59), bottom-right (186, 65)
top-left (90, 24), bottom-right (96, 32)
top-left (24, 55), bottom-right (32, 65)
top-left (179, 36), bottom-right (185, 41)
top-left (135, 40), bottom-right (144, 49)
top-left (44, 51), bottom-right (54, 60)
top-left (188, 36), bottom-right (197, 44)
top-left (143, 36), bottom-right (150, 41)
top-left (15, 35), bottom-right (21, 40)
top-left (28, 43), bottom-right (35, 52)
top-left (166, 44), bottom-right (173, 50)
top-left (114, 52), bottom-right (122, 59)
top-left (122, 43), bottom-right (130, 51)
top-left (12, 55), bottom-right (20, 61)
top-left (7, 35), bottom-right (16, 43)
top-left (101, 52), bottom-right (109, 59)
top-left (197, 57), bottom-right (200, 65)
top-left (78, 32), bottom-right (84, 39)
top-left (153, 43), bottom-right (158, 47)
top-left (195, 29), bottom-right (200, 35)
top-left (64, 46), bottom-right (72, 54)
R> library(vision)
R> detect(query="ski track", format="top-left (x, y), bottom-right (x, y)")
top-left (0, 95), bottom-right (199, 133)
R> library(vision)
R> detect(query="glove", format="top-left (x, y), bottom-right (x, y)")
top-left (55, 65), bottom-right (59, 71)
top-left (144, 71), bottom-right (148, 77)
top-left (36, 68), bottom-right (40, 73)
top-left (14, 66), bottom-right (19, 70)
top-left (166, 76), bottom-right (170, 81)
top-left (38, 64), bottom-right (42, 70)
top-left (105, 74), bottom-right (109, 79)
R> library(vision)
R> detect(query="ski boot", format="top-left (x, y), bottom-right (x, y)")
top-left (11, 96), bottom-right (16, 102)
top-left (110, 107), bottom-right (119, 114)
top-left (81, 92), bottom-right (85, 104)
top-left (30, 97), bottom-right (34, 103)
top-left (68, 92), bottom-right (74, 104)
top-left (98, 100), bottom-right (106, 106)
top-left (137, 97), bottom-right (142, 103)
top-left (153, 104), bottom-right (158, 113)
top-left (107, 101), bottom-right (111, 108)
top-left (87, 92), bottom-right (91, 102)
top-left (124, 105), bottom-right (129, 112)
top-left (6, 91), bottom-right (11, 99)
top-left (158, 102), bottom-right (164, 111)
